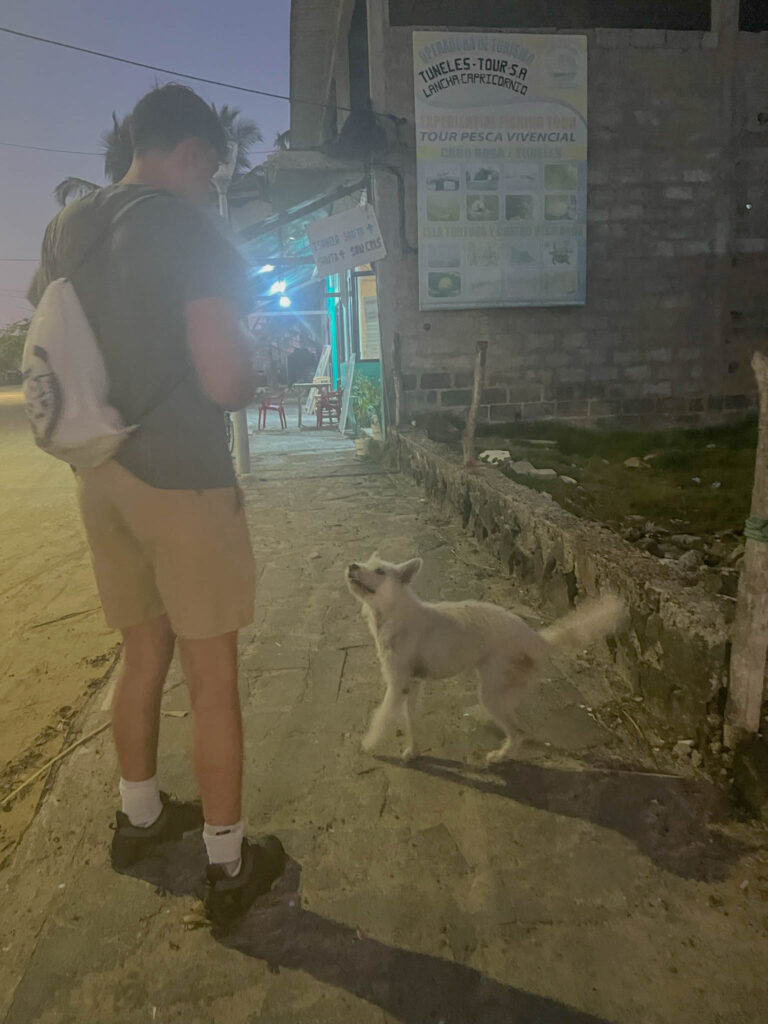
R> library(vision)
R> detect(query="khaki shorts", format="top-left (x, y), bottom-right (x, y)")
top-left (76, 461), bottom-right (255, 639)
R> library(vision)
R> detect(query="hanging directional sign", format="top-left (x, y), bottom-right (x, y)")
top-left (306, 203), bottom-right (387, 275)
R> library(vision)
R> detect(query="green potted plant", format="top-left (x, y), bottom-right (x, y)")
top-left (350, 372), bottom-right (382, 454)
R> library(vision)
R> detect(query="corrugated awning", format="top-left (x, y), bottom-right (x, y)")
top-left (237, 177), bottom-right (368, 311)
top-left (237, 177), bottom-right (368, 247)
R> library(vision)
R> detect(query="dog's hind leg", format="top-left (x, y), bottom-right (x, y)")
top-left (478, 658), bottom-right (529, 764)
top-left (401, 683), bottom-right (421, 762)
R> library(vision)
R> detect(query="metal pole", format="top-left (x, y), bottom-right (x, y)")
top-left (215, 179), bottom-right (251, 475)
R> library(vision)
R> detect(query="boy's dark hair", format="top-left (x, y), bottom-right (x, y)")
top-left (130, 84), bottom-right (227, 159)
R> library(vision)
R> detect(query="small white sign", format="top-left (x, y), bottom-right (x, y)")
top-left (306, 204), bottom-right (387, 275)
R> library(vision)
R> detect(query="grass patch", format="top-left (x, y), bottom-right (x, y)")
top-left (472, 417), bottom-right (757, 538)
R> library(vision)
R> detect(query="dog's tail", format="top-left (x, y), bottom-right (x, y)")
top-left (539, 594), bottom-right (625, 652)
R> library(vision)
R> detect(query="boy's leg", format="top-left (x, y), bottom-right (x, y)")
top-left (178, 630), bottom-right (243, 828)
top-left (113, 613), bottom-right (176, 783)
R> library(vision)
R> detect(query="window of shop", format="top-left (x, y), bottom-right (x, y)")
top-left (388, 0), bottom-right (711, 31)
top-left (740, 0), bottom-right (768, 31)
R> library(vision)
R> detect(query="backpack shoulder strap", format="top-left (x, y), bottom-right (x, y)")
top-left (110, 189), bottom-right (168, 228)
top-left (66, 190), bottom-right (167, 283)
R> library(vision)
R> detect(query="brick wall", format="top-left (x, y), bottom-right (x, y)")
top-left (367, 1), bottom-right (768, 428)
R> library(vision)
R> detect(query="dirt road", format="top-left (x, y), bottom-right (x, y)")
top-left (1, 431), bottom-right (767, 1023)
top-left (0, 390), bottom-right (118, 857)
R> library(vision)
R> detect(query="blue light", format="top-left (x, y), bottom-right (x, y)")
top-left (259, 264), bottom-right (275, 273)
top-left (278, 295), bottom-right (292, 308)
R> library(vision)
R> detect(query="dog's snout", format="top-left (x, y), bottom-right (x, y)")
top-left (348, 562), bottom-right (359, 571)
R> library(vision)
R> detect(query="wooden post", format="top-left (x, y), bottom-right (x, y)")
top-left (392, 332), bottom-right (403, 429)
top-left (724, 350), bottom-right (768, 747)
top-left (392, 370), bottom-right (402, 430)
top-left (462, 340), bottom-right (488, 468)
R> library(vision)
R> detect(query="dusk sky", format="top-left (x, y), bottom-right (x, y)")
top-left (0, 0), bottom-right (290, 327)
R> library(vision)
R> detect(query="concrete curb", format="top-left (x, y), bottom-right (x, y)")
top-left (391, 429), bottom-right (732, 737)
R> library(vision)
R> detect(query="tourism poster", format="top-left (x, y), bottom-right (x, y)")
top-left (413, 32), bottom-right (587, 310)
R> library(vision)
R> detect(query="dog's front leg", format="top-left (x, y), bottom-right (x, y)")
top-left (362, 683), bottom-right (398, 753)
top-left (362, 663), bottom-right (416, 760)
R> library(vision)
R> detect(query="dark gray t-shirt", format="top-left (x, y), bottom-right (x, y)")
top-left (29, 184), bottom-right (249, 489)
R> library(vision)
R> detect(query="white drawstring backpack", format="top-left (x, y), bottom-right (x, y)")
top-left (22, 193), bottom-right (160, 470)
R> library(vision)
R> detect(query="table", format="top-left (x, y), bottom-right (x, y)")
top-left (291, 380), bottom-right (331, 429)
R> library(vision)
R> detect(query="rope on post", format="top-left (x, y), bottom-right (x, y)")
top-left (744, 517), bottom-right (768, 544)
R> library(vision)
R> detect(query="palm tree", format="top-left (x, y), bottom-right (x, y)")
top-left (54, 111), bottom-right (132, 206)
top-left (54, 106), bottom-right (262, 205)
top-left (213, 104), bottom-right (263, 179)
top-left (53, 176), bottom-right (100, 207)
top-left (102, 111), bottom-right (133, 183)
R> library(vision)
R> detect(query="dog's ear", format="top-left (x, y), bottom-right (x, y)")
top-left (397, 558), bottom-right (423, 584)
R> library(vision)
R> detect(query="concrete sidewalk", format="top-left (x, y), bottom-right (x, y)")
top-left (1, 447), bottom-right (767, 1024)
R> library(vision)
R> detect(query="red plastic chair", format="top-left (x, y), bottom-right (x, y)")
top-left (258, 392), bottom-right (287, 430)
top-left (316, 388), bottom-right (343, 429)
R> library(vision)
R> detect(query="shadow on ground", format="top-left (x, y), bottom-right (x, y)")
top-left (379, 755), bottom-right (748, 882)
top-left (121, 828), bottom-right (615, 1024)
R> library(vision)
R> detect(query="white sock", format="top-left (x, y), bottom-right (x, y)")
top-left (203, 820), bottom-right (244, 877)
top-left (119, 776), bottom-right (163, 828)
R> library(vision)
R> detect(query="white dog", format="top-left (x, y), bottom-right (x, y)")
top-left (345, 554), bottom-right (624, 764)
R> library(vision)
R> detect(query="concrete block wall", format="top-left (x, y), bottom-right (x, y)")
top-left (367, 1), bottom-right (768, 428)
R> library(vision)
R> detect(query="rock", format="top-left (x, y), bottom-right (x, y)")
top-left (691, 750), bottom-right (703, 768)
top-left (670, 534), bottom-right (704, 551)
top-left (622, 526), bottom-right (646, 543)
top-left (643, 453), bottom-right (660, 462)
top-left (479, 450), bottom-right (511, 465)
top-left (636, 537), bottom-right (662, 556)
top-left (624, 457), bottom-right (650, 469)
top-left (710, 741), bottom-right (723, 755)
top-left (673, 739), bottom-right (695, 758)
top-left (678, 549), bottom-right (702, 571)
top-left (702, 549), bottom-right (721, 568)
top-left (510, 459), bottom-right (536, 475)
top-left (701, 571), bottom-right (723, 595)
top-left (691, 476), bottom-right (702, 485)
top-left (732, 738), bottom-right (768, 821)
top-left (560, 475), bottom-right (577, 485)
top-left (528, 467), bottom-right (557, 479)
top-left (711, 481), bottom-right (722, 490)
top-left (719, 569), bottom-right (740, 599)
top-left (522, 438), bottom-right (557, 448)
top-left (728, 543), bottom-right (746, 566)
top-left (626, 515), bottom-right (646, 526)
